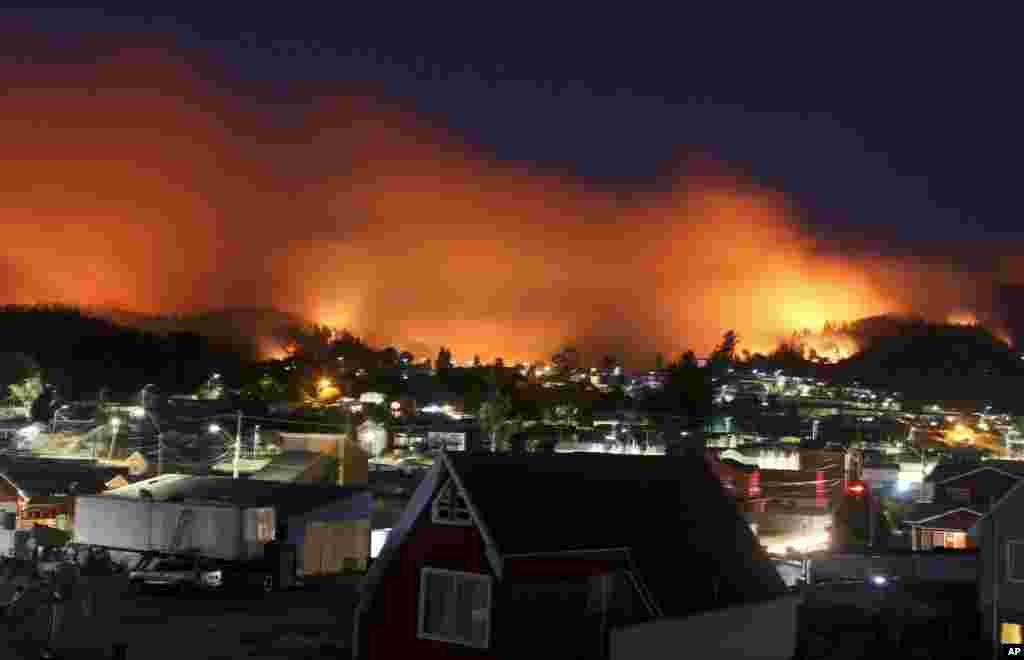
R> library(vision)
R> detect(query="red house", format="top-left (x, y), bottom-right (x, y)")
top-left (353, 452), bottom-right (787, 659)
top-left (906, 461), bottom-right (1024, 551)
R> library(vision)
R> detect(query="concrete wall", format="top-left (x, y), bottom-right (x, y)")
top-left (609, 595), bottom-right (801, 660)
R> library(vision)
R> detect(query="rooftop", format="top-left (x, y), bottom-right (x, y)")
top-left (98, 473), bottom-right (370, 518)
top-left (0, 456), bottom-right (127, 498)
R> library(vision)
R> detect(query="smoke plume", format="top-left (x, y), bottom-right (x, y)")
top-left (0, 46), bottom-right (1014, 366)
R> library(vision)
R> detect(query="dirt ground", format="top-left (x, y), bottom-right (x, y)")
top-left (2, 576), bottom-right (361, 660)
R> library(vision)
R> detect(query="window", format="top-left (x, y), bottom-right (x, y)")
top-left (1008, 541), bottom-right (1024, 583)
top-left (431, 480), bottom-right (472, 526)
top-left (932, 530), bottom-right (946, 548)
top-left (418, 568), bottom-right (491, 648)
top-left (944, 532), bottom-right (967, 549)
top-left (1003, 623), bottom-right (1024, 644)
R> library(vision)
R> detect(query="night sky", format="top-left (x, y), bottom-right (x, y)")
top-left (2, 7), bottom-right (1021, 364)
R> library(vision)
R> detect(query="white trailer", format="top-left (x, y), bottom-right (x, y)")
top-left (74, 494), bottom-right (275, 561)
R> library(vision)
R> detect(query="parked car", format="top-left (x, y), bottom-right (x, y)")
top-left (130, 555), bottom-right (211, 592)
top-left (396, 458), bottom-right (431, 477)
top-left (130, 554), bottom-right (274, 594)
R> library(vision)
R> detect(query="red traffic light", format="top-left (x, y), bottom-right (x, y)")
top-left (847, 481), bottom-right (867, 496)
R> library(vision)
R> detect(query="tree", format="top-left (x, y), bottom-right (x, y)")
top-left (2, 352), bottom-right (42, 409)
top-left (678, 350), bottom-right (699, 369)
top-left (436, 346), bottom-right (453, 371)
top-left (479, 391), bottom-right (513, 451)
top-left (552, 346), bottom-right (579, 374)
top-left (601, 355), bottom-right (618, 371)
top-left (8, 375), bottom-right (43, 408)
top-left (242, 373), bottom-right (286, 401)
top-left (197, 373), bottom-right (225, 400)
top-left (709, 330), bottom-right (739, 371)
top-left (0, 352), bottom-right (40, 389)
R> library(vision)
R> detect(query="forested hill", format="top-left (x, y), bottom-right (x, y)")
top-left (0, 305), bottom-right (252, 399)
top-left (833, 315), bottom-right (1023, 410)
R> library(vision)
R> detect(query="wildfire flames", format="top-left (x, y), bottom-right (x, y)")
top-left (0, 43), bottom-right (1018, 365)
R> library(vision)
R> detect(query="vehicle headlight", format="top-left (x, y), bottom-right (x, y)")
top-left (203, 570), bottom-right (222, 584)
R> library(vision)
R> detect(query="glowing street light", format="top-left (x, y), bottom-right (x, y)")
top-left (209, 424), bottom-right (222, 434)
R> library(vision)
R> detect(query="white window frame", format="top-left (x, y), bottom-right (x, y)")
top-left (417, 567), bottom-right (492, 648)
top-left (1007, 540), bottom-right (1024, 583)
top-left (431, 480), bottom-right (472, 527)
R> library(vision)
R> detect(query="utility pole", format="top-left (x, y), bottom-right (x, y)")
top-left (253, 425), bottom-right (260, 458)
top-left (233, 410), bottom-right (243, 479)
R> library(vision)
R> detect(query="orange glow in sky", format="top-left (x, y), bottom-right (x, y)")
top-left (0, 47), bottom-right (1015, 366)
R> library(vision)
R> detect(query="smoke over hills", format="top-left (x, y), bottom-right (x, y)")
top-left (1, 44), bottom-right (1020, 366)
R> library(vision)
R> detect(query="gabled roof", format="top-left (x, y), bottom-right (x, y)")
top-left (978, 474), bottom-right (1024, 522)
top-left (926, 460), bottom-right (1024, 485)
top-left (358, 452), bottom-right (786, 628)
top-left (904, 504), bottom-right (983, 526)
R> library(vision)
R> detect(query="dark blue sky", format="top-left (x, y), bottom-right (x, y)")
top-left (5, 6), bottom-right (1021, 253)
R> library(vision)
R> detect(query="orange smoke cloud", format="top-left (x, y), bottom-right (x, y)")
top-left (0, 46), bottom-right (1014, 365)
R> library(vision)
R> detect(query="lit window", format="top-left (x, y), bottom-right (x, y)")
top-left (944, 532), bottom-right (967, 549)
top-left (418, 568), bottom-right (491, 648)
top-left (431, 480), bottom-right (472, 526)
top-left (1003, 623), bottom-right (1023, 644)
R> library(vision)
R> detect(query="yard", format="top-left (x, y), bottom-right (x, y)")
top-left (2, 576), bottom-right (361, 659)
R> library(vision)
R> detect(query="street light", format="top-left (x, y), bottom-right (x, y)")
top-left (108, 417), bottom-right (122, 460)
top-left (209, 424), bottom-right (222, 434)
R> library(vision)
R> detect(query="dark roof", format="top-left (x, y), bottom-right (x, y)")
top-left (446, 452), bottom-right (786, 615)
top-left (925, 460), bottom-right (1024, 484)
top-left (0, 457), bottom-right (127, 498)
top-left (906, 501), bottom-right (987, 524)
top-left (100, 473), bottom-right (370, 519)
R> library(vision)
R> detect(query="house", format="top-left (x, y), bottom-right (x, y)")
top-left (276, 432), bottom-right (369, 486)
top-left (83, 475), bottom-right (375, 575)
top-left (906, 460), bottom-right (1024, 551)
top-left (972, 474), bottom-right (1024, 649)
top-left (0, 457), bottom-right (126, 531)
top-left (353, 452), bottom-right (788, 660)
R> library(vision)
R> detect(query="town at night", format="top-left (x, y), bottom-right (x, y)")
top-left (2, 6), bottom-right (1023, 659)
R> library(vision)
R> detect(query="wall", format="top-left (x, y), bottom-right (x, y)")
top-left (360, 498), bottom-right (493, 660)
top-left (980, 501), bottom-right (1024, 644)
top-left (609, 595), bottom-right (801, 660)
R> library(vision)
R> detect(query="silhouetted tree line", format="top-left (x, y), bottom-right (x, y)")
top-left (0, 305), bottom-right (249, 400)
